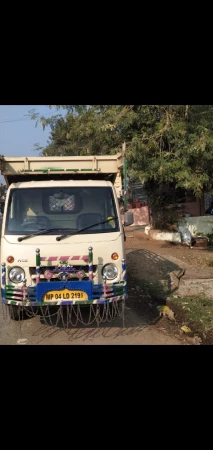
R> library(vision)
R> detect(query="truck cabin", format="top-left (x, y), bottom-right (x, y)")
top-left (5, 183), bottom-right (119, 235)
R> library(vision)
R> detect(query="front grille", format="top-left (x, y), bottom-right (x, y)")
top-left (29, 265), bottom-right (97, 284)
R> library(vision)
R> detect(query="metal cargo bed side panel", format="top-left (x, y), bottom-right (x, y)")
top-left (0, 154), bottom-right (123, 185)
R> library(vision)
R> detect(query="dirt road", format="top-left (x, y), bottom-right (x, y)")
top-left (0, 303), bottom-right (184, 345)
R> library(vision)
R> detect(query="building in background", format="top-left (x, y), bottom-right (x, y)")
top-left (114, 172), bottom-right (123, 198)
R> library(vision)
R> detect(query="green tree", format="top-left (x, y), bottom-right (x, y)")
top-left (29, 105), bottom-right (213, 227)
top-left (128, 105), bottom-right (213, 196)
top-left (29, 105), bottom-right (136, 156)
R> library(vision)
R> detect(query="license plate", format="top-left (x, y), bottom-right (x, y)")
top-left (43, 289), bottom-right (88, 302)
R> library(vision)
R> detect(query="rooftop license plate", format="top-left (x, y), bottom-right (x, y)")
top-left (43, 289), bottom-right (88, 302)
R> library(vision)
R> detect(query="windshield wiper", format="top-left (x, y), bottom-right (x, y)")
top-left (56, 217), bottom-right (118, 241)
top-left (17, 228), bottom-right (73, 242)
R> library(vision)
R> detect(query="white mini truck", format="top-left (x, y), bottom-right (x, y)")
top-left (0, 153), bottom-right (133, 320)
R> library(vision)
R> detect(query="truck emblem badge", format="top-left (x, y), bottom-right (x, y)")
top-left (44, 270), bottom-right (53, 281)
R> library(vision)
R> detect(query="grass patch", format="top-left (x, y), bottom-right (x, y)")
top-left (130, 276), bottom-right (213, 336)
top-left (128, 274), bottom-right (213, 339)
top-left (138, 280), bottom-right (213, 334)
top-left (171, 295), bottom-right (213, 333)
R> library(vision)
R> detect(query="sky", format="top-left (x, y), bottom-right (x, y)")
top-left (0, 105), bottom-right (66, 184)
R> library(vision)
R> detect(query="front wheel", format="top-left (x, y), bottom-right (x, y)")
top-left (7, 305), bottom-right (27, 321)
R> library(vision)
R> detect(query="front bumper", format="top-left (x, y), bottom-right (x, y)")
top-left (1, 280), bottom-right (127, 306)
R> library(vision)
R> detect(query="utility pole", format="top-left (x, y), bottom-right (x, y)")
top-left (122, 142), bottom-right (127, 210)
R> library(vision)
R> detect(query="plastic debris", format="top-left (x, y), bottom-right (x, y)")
top-left (181, 325), bottom-right (192, 333)
top-left (178, 226), bottom-right (196, 248)
top-left (158, 305), bottom-right (175, 320)
top-left (17, 338), bottom-right (28, 345)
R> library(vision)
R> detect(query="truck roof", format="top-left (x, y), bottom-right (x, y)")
top-left (8, 180), bottom-right (114, 189)
top-left (0, 154), bottom-right (123, 186)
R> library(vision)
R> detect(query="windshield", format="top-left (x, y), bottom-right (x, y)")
top-left (5, 186), bottom-right (119, 235)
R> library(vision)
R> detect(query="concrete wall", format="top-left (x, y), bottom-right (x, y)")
top-left (149, 229), bottom-right (181, 243)
top-left (127, 198), bottom-right (205, 227)
top-left (126, 202), bottom-right (202, 227)
top-left (179, 216), bottom-right (213, 235)
top-left (178, 278), bottom-right (213, 298)
top-left (128, 206), bottom-right (150, 226)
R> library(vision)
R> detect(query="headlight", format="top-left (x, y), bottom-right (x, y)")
top-left (102, 264), bottom-right (118, 280)
top-left (9, 267), bottom-right (25, 284)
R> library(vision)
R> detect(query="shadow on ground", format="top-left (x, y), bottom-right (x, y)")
top-left (126, 247), bottom-right (183, 316)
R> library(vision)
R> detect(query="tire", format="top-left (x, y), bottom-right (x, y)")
top-left (7, 305), bottom-right (27, 321)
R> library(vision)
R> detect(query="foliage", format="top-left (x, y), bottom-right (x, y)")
top-left (145, 180), bottom-right (181, 229)
top-left (27, 105), bottom-right (213, 220)
top-left (0, 183), bottom-right (6, 197)
top-left (194, 229), bottom-right (213, 246)
top-left (127, 105), bottom-right (213, 197)
top-left (206, 231), bottom-right (213, 246)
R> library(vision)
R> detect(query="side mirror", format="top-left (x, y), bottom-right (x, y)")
top-left (124, 211), bottom-right (134, 226)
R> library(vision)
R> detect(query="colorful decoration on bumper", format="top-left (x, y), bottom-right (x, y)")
top-left (1, 263), bottom-right (6, 288)
top-left (88, 246), bottom-right (93, 280)
top-left (122, 258), bottom-right (127, 295)
top-left (1, 246), bottom-right (126, 328)
top-left (36, 248), bottom-right (40, 284)
top-left (40, 255), bottom-right (89, 262)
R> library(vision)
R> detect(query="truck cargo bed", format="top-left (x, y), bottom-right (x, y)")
top-left (0, 154), bottom-right (123, 185)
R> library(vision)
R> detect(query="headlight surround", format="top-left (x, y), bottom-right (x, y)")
top-left (102, 264), bottom-right (118, 280)
top-left (9, 267), bottom-right (25, 284)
